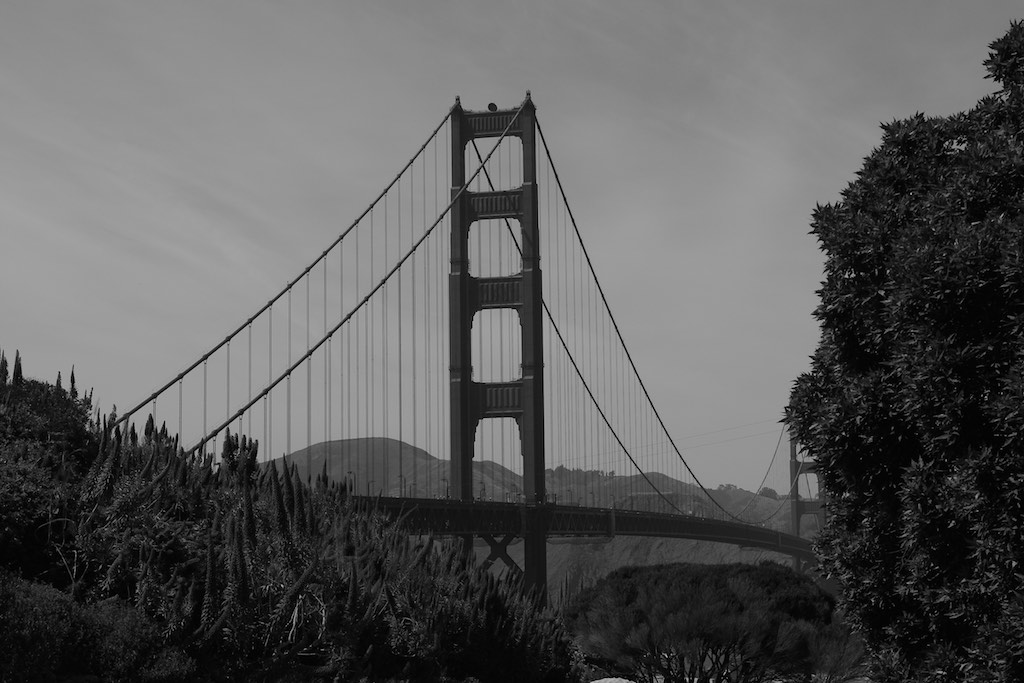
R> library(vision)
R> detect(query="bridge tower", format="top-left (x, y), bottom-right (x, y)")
top-left (449, 95), bottom-right (548, 595)
top-left (789, 437), bottom-right (826, 572)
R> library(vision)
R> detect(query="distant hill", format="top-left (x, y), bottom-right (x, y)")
top-left (277, 438), bottom-right (817, 591)
top-left (285, 437), bottom-right (442, 497)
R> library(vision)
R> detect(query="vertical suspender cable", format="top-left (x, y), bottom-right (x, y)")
top-left (428, 134), bottom-right (437, 496)
top-left (355, 217), bottom-right (361, 480)
top-left (573, 217), bottom-right (581, 497)
top-left (269, 306), bottom-right (273, 459)
top-left (226, 341), bottom-right (231, 443)
top-left (287, 288), bottom-right (292, 459)
top-left (248, 323), bottom-right (252, 438)
top-left (585, 231), bottom-right (593, 497)
top-left (306, 273), bottom-right (311, 480)
top-left (398, 174), bottom-right (404, 496)
top-left (365, 215), bottom-right (371, 490)
top-left (327, 333), bottom-right (332, 472)
top-left (306, 273), bottom-right (312, 481)
top-left (343, 232), bottom-right (349, 473)
top-left (325, 262), bottom-right (330, 472)
top-left (203, 360), bottom-right (208, 456)
top-left (413, 141), bottom-right (421, 497)
top-left (382, 194), bottom-right (389, 493)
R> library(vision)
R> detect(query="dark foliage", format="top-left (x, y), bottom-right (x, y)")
top-left (787, 20), bottom-right (1024, 681)
top-left (0, 348), bottom-right (97, 584)
top-left (0, 352), bottom-right (581, 682)
top-left (0, 569), bottom-right (195, 682)
top-left (566, 561), bottom-right (853, 683)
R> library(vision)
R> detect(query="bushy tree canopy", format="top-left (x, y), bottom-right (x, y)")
top-left (566, 561), bottom-right (847, 683)
top-left (0, 349), bottom-right (96, 581)
top-left (787, 21), bottom-right (1024, 681)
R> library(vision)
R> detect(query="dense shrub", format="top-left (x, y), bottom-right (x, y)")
top-left (0, 570), bottom-right (191, 682)
top-left (566, 561), bottom-right (860, 683)
top-left (1, 349), bottom-right (96, 585)
top-left (0, 350), bottom-right (580, 681)
top-left (0, 570), bottom-right (79, 681)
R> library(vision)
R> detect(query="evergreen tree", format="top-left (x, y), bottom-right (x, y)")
top-left (11, 351), bottom-right (22, 387)
top-left (788, 21), bottom-right (1024, 680)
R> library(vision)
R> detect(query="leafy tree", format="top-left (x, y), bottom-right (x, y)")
top-left (787, 21), bottom-right (1024, 681)
top-left (759, 486), bottom-right (780, 500)
top-left (0, 349), bottom-right (96, 583)
top-left (566, 561), bottom-right (845, 682)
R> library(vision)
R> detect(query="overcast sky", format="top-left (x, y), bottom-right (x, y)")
top-left (2, 1), bottom-right (1020, 489)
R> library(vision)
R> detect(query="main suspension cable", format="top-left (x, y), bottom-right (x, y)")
top-left (114, 105), bottom-right (456, 431)
top-left (189, 100), bottom-right (528, 455)
top-left (469, 138), bottom-right (688, 516)
top-left (536, 117), bottom-right (774, 523)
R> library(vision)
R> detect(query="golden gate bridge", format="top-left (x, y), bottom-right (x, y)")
top-left (111, 94), bottom-right (823, 595)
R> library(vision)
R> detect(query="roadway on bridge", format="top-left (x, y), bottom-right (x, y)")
top-left (357, 495), bottom-right (816, 564)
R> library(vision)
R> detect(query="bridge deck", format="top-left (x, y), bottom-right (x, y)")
top-left (356, 496), bottom-right (816, 563)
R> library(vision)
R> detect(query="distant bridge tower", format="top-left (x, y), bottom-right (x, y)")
top-left (449, 95), bottom-right (548, 594)
top-left (789, 437), bottom-right (825, 572)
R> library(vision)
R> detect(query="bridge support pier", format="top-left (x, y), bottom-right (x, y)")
top-left (481, 534), bottom-right (522, 576)
top-left (449, 95), bottom-right (549, 599)
top-left (789, 437), bottom-right (825, 572)
top-left (521, 506), bottom-right (548, 595)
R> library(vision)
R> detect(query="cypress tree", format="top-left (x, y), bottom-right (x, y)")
top-left (199, 524), bottom-right (218, 635)
top-left (69, 365), bottom-right (77, 399)
top-left (242, 474), bottom-right (257, 550)
top-left (12, 350), bottom-right (22, 386)
top-left (233, 515), bottom-right (250, 606)
top-left (319, 460), bottom-right (329, 492)
top-left (293, 469), bottom-right (307, 537)
top-left (55, 371), bottom-right (62, 390)
top-left (144, 414), bottom-right (155, 443)
top-left (306, 493), bottom-right (315, 537)
top-left (0, 351), bottom-right (7, 386)
top-left (281, 461), bottom-right (296, 524)
top-left (269, 463), bottom-right (290, 542)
